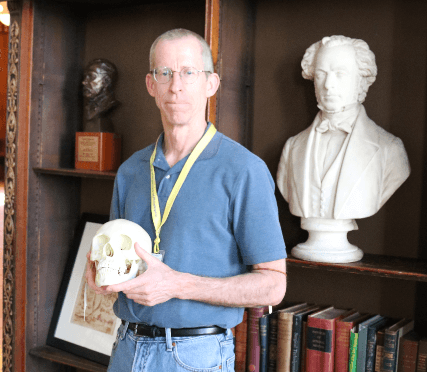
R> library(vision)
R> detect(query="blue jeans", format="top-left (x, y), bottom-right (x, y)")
top-left (107, 322), bottom-right (235, 372)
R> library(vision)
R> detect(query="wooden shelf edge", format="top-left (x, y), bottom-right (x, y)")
top-left (33, 167), bottom-right (117, 180)
top-left (287, 253), bottom-right (427, 282)
top-left (29, 346), bottom-right (108, 372)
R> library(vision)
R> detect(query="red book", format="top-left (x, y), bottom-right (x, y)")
top-left (398, 331), bottom-right (420, 372)
top-left (235, 310), bottom-right (248, 372)
top-left (247, 306), bottom-right (269, 372)
top-left (335, 312), bottom-right (370, 372)
top-left (306, 307), bottom-right (347, 372)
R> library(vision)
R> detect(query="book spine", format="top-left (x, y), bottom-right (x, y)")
top-left (247, 307), bottom-right (268, 372)
top-left (260, 315), bottom-right (269, 372)
top-left (235, 310), bottom-right (248, 372)
top-left (349, 331), bottom-right (358, 372)
top-left (335, 323), bottom-right (352, 372)
top-left (375, 331), bottom-right (385, 372)
top-left (301, 321), bottom-right (308, 372)
top-left (268, 315), bottom-right (278, 372)
top-left (416, 341), bottom-right (427, 372)
top-left (290, 314), bottom-right (303, 372)
top-left (397, 338), bottom-right (418, 372)
top-left (277, 312), bottom-right (294, 372)
top-left (366, 327), bottom-right (378, 372)
top-left (383, 332), bottom-right (398, 371)
top-left (306, 319), bottom-right (334, 372)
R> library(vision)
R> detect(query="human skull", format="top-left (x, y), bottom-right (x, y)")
top-left (90, 219), bottom-right (152, 287)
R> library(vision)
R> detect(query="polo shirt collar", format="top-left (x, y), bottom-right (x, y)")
top-left (147, 122), bottom-right (221, 173)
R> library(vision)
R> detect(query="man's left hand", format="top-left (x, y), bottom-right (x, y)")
top-left (105, 242), bottom-right (181, 307)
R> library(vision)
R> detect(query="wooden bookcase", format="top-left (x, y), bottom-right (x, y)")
top-left (5, 0), bottom-right (427, 371)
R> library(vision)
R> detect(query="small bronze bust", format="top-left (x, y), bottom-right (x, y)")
top-left (82, 58), bottom-right (119, 132)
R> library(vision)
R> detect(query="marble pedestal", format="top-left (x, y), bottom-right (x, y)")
top-left (291, 218), bottom-right (364, 263)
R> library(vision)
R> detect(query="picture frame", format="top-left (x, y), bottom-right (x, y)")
top-left (47, 213), bottom-right (121, 366)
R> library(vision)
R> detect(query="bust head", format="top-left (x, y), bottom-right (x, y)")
top-left (82, 59), bottom-right (118, 120)
top-left (301, 36), bottom-right (377, 111)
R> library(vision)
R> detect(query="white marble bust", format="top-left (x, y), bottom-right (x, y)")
top-left (277, 35), bottom-right (410, 263)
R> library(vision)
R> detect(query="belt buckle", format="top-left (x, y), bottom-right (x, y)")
top-left (133, 323), bottom-right (138, 336)
top-left (151, 325), bottom-right (162, 338)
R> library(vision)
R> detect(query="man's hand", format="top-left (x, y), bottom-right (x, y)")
top-left (105, 242), bottom-right (182, 307)
top-left (85, 251), bottom-right (114, 295)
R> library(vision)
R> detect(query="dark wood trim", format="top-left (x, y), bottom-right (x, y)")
top-left (287, 254), bottom-right (427, 282)
top-left (15, 1), bottom-right (33, 371)
top-left (29, 346), bottom-right (107, 372)
top-left (33, 167), bottom-right (117, 180)
top-left (204, 0), bottom-right (220, 125)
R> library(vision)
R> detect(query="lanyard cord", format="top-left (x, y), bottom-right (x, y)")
top-left (150, 124), bottom-right (217, 253)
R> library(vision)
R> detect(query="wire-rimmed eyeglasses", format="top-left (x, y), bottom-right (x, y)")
top-left (150, 66), bottom-right (211, 84)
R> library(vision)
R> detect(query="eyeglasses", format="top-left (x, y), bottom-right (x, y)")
top-left (150, 67), bottom-right (211, 84)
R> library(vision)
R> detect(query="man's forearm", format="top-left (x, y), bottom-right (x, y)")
top-left (175, 269), bottom-right (287, 308)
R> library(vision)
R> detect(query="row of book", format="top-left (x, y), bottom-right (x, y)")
top-left (233, 303), bottom-right (426, 372)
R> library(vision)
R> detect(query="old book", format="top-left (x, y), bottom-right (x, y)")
top-left (397, 331), bottom-right (420, 372)
top-left (416, 337), bottom-right (427, 372)
top-left (267, 312), bottom-right (278, 372)
top-left (235, 309), bottom-right (248, 372)
top-left (276, 303), bottom-right (310, 372)
top-left (357, 315), bottom-right (384, 372)
top-left (376, 325), bottom-right (388, 372)
top-left (306, 307), bottom-right (348, 372)
top-left (335, 312), bottom-right (369, 372)
top-left (350, 329), bottom-right (359, 372)
top-left (366, 318), bottom-right (393, 372)
top-left (260, 312), bottom-right (270, 372)
top-left (290, 305), bottom-right (321, 372)
top-left (247, 306), bottom-right (269, 372)
top-left (382, 319), bottom-right (414, 372)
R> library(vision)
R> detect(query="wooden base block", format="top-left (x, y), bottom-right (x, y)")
top-left (75, 132), bottom-right (121, 172)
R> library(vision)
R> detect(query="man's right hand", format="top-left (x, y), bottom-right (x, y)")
top-left (85, 251), bottom-right (114, 295)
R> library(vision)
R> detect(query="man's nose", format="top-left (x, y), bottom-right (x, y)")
top-left (169, 71), bottom-right (183, 92)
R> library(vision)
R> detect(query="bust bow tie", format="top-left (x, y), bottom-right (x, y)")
top-left (316, 119), bottom-right (353, 134)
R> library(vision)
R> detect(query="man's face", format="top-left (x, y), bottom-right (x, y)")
top-left (146, 36), bottom-right (217, 128)
top-left (314, 44), bottom-right (360, 112)
top-left (82, 65), bottom-right (106, 99)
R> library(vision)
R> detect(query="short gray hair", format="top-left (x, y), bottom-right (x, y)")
top-left (301, 35), bottom-right (377, 103)
top-left (149, 28), bottom-right (214, 73)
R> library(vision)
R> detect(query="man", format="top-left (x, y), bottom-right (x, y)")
top-left (82, 58), bottom-right (119, 132)
top-left (86, 29), bottom-right (287, 371)
top-left (277, 35), bottom-right (410, 261)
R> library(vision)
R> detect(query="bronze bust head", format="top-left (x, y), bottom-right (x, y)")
top-left (82, 58), bottom-right (119, 132)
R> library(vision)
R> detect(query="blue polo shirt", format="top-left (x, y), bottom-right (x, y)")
top-left (110, 123), bottom-right (286, 329)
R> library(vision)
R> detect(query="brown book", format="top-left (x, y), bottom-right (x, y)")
top-left (376, 326), bottom-right (387, 372)
top-left (247, 306), bottom-right (269, 372)
top-left (416, 337), bottom-right (427, 372)
top-left (334, 311), bottom-right (368, 372)
top-left (268, 312), bottom-right (278, 372)
top-left (397, 331), bottom-right (420, 372)
top-left (234, 309), bottom-right (248, 372)
top-left (276, 303), bottom-right (310, 372)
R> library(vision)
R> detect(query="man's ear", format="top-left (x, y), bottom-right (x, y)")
top-left (206, 72), bottom-right (220, 98)
top-left (146, 73), bottom-right (156, 97)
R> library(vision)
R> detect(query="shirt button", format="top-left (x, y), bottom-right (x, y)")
top-left (166, 175), bottom-right (171, 179)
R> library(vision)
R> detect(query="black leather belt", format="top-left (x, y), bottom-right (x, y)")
top-left (122, 320), bottom-right (226, 338)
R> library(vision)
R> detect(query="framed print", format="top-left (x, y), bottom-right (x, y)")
top-left (47, 213), bottom-right (121, 366)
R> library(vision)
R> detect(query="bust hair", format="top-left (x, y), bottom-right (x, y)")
top-left (149, 28), bottom-right (214, 74)
top-left (301, 35), bottom-right (377, 102)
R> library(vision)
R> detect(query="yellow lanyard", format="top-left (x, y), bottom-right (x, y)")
top-left (150, 124), bottom-right (217, 253)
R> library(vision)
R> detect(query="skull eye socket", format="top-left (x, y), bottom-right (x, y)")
top-left (105, 243), bottom-right (114, 257)
top-left (120, 234), bottom-right (132, 250)
top-left (96, 234), bottom-right (110, 249)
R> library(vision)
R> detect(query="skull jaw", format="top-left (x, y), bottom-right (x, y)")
top-left (95, 261), bottom-right (147, 287)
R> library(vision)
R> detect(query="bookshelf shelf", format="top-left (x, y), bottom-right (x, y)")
top-left (287, 254), bottom-right (427, 282)
top-left (33, 167), bottom-right (117, 180)
top-left (29, 346), bottom-right (107, 372)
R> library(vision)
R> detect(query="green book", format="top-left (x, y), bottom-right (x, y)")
top-left (349, 329), bottom-right (359, 372)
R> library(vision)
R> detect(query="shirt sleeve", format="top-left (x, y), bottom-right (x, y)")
top-left (231, 159), bottom-right (287, 265)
